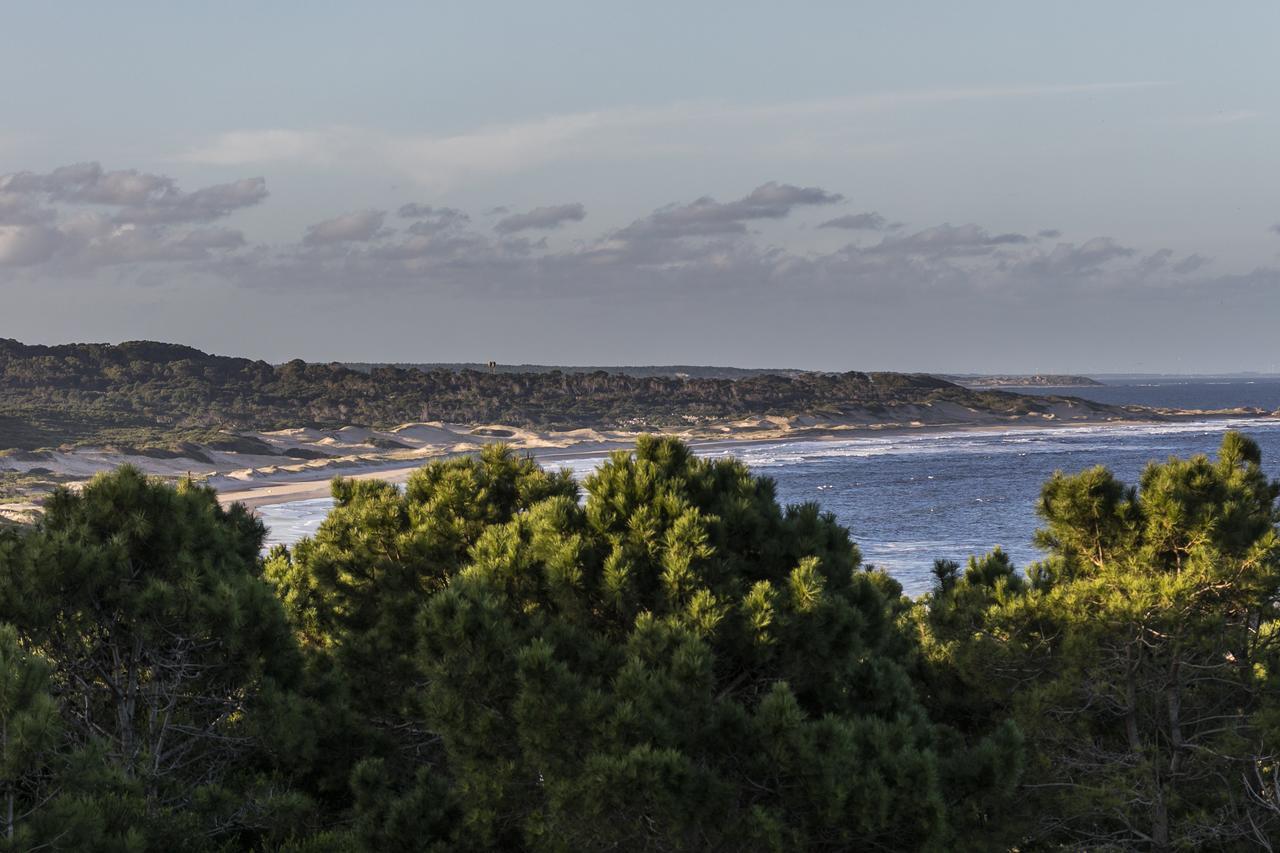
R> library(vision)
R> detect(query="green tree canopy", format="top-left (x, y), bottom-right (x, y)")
top-left (13, 432), bottom-right (1279, 850)
top-left (917, 431), bottom-right (1280, 850)
top-left (266, 445), bottom-right (578, 717)
top-left (0, 466), bottom-right (308, 849)
top-left (275, 437), bottom-right (1021, 851)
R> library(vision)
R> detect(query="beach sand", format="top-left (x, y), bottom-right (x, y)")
top-left (213, 409), bottom-right (1262, 510)
top-left (4, 402), bottom-right (1271, 521)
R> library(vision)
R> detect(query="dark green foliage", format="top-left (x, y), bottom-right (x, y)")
top-left (275, 436), bottom-right (1022, 850)
top-left (0, 623), bottom-right (60, 849)
top-left (342, 362), bottom-right (809, 379)
top-left (0, 467), bottom-right (314, 849)
top-left (4, 425), bottom-right (1280, 850)
top-left (266, 446), bottom-right (577, 716)
top-left (0, 338), bottom-right (1118, 450)
top-left (3, 467), bottom-right (300, 778)
top-left (262, 447), bottom-right (581, 828)
top-left (917, 432), bottom-right (1280, 850)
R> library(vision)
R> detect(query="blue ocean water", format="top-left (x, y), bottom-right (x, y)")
top-left (1003, 378), bottom-right (1280, 412)
top-left (255, 381), bottom-right (1280, 597)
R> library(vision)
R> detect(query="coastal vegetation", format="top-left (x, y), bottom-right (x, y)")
top-left (0, 339), bottom-right (1124, 451)
top-left (0, 432), bottom-right (1275, 848)
top-left (342, 362), bottom-right (810, 380)
top-left (914, 431), bottom-right (1280, 848)
top-left (938, 374), bottom-right (1104, 388)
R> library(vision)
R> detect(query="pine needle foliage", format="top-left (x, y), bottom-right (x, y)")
top-left (274, 437), bottom-right (1022, 851)
top-left (916, 432), bottom-right (1280, 851)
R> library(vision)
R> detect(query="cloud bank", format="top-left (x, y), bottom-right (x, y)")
top-left (0, 163), bottom-right (1260, 339)
top-left (495, 203), bottom-right (586, 234)
top-left (0, 162), bottom-right (263, 269)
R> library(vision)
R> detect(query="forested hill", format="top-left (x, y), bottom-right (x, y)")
top-left (0, 338), bottom-right (1127, 450)
top-left (344, 362), bottom-right (807, 379)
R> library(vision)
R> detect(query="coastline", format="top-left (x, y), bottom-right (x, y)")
top-left (215, 412), bottom-right (1278, 511)
top-left (6, 404), bottom-right (1273, 523)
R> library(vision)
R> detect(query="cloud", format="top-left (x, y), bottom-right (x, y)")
top-left (397, 204), bottom-right (471, 236)
top-left (1136, 248), bottom-right (1174, 275)
top-left (2, 165), bottom-right (1265, 337)
top-left (494, 203), bottom-right (586, 234)
top-left (1037, 229), bottom-right (1062, 239)
top-left (1270, 224), bottom-right (1280, 235)
top-left (125, 177), bottom-right (267, 224)
top-left (176, 227), bottom-right (246, 250)
top-left (0, 225), bottom-right (63, 267)
top-left (0, 219), bottom-right (246, 269)
top-left (0, 163), bottom-right (266, 224)
top-left (302, 210), bottom-right (386, 246)
top-left (820, 212), bottom-right (887, 231)
top-left (1010, 236), bottom-right (1136, 277)
top-left (1058, 236), bottom-right (1136, 267)
top-left (618, 182), bottom-right (842, 243)
top-left (868, 223), bottom-right (1029, 257)
top-left (1172, 253), bottom-right (1209, 274)
top-left (398, 203), bottom-right (461, 220)
top-left (182, 114), bottom-right (607, 188)
top-left (0, 162), bottom-right (108, 197)
top-left (0, 163), bottom-right (263, 270)
top-left (179, 82), bottom-right (1166, 186)
top-left (0, 193), bottom-right (56, 226)
top-left (213, 183), bottom-right (1170, 306)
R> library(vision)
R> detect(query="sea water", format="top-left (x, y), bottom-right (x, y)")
top-left (256, 382), bottom-right (1280, 596)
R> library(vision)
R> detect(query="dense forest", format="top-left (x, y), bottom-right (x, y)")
top-left (0, 433), bottom-right (1276, 850)
top-left (342, 362), bottom-right (809, 380)
top-left (0, 339), bottom-right (1124, 451)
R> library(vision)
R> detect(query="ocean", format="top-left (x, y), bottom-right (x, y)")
top-left (256, 380), bottom-right (1280, 597)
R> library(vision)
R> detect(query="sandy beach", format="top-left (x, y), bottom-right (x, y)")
top-left (215, 439), bottom-right (638, 509)
top-left (5, 402), bottom-right (1272, 523)
top-left (212, 409), bottom-right (1274, 511)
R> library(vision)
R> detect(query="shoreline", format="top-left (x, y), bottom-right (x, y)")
top-left (216, 413), bottom-right (1278, 511)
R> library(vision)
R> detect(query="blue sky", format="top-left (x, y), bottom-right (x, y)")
top-left (2, 2), bottom-right (1278, 371)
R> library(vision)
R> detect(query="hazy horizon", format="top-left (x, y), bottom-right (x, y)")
top-left (3, 2), bottom-right (1279, 373)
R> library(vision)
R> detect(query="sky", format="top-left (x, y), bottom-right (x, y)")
top-left (2, 1), bottom-right (1279, 373)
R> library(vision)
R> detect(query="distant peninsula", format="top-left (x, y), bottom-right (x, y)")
top-left (1, 339), bottom-right (1130, 452)
top-left (343, 362), bottom-right (808, 380)
top-left (0, 339), bottom-right (1266, 517)
top-left (937, 374), bottom-right (1104, 388)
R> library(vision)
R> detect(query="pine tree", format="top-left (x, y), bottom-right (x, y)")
top-left (918, 432), bottom-right (1280, 850)
top-left (0, 624), bottom-right (59, 849)
top-left (0, 466), bottom-right (307, 847)
top-left (407, 436), bottom-right (1021, 850)
top-left (269, 438), bottom-right (1024, 849)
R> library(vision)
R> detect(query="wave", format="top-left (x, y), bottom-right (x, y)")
top-left (732, 419), bottom-right (1280, 469)
top-left (256, 417), bottom-right (1280, 578)
top-left (539, 419), bottom-right (1279, 474)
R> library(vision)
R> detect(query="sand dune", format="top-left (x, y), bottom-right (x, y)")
top-left (4, 407), bottom-right (1272, 521)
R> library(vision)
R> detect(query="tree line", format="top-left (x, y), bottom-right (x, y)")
top-left (0, 433), bottom-right (1276, 850)
top-left (0, 338), bottom-right (1120, 450)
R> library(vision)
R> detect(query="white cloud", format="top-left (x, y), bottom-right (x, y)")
top-left (0, 225), bottom-right (62, 267)
top-left (2, 163), bottom-right (1235, 319)
top-left (179, 82), bottom-right (1168, 187)
top-left (0, 163), bottom-right (263, 269)
top-left (183, 113), bottom-right (608, 187)
top-left (302, 210), bottom-right (386, 245)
